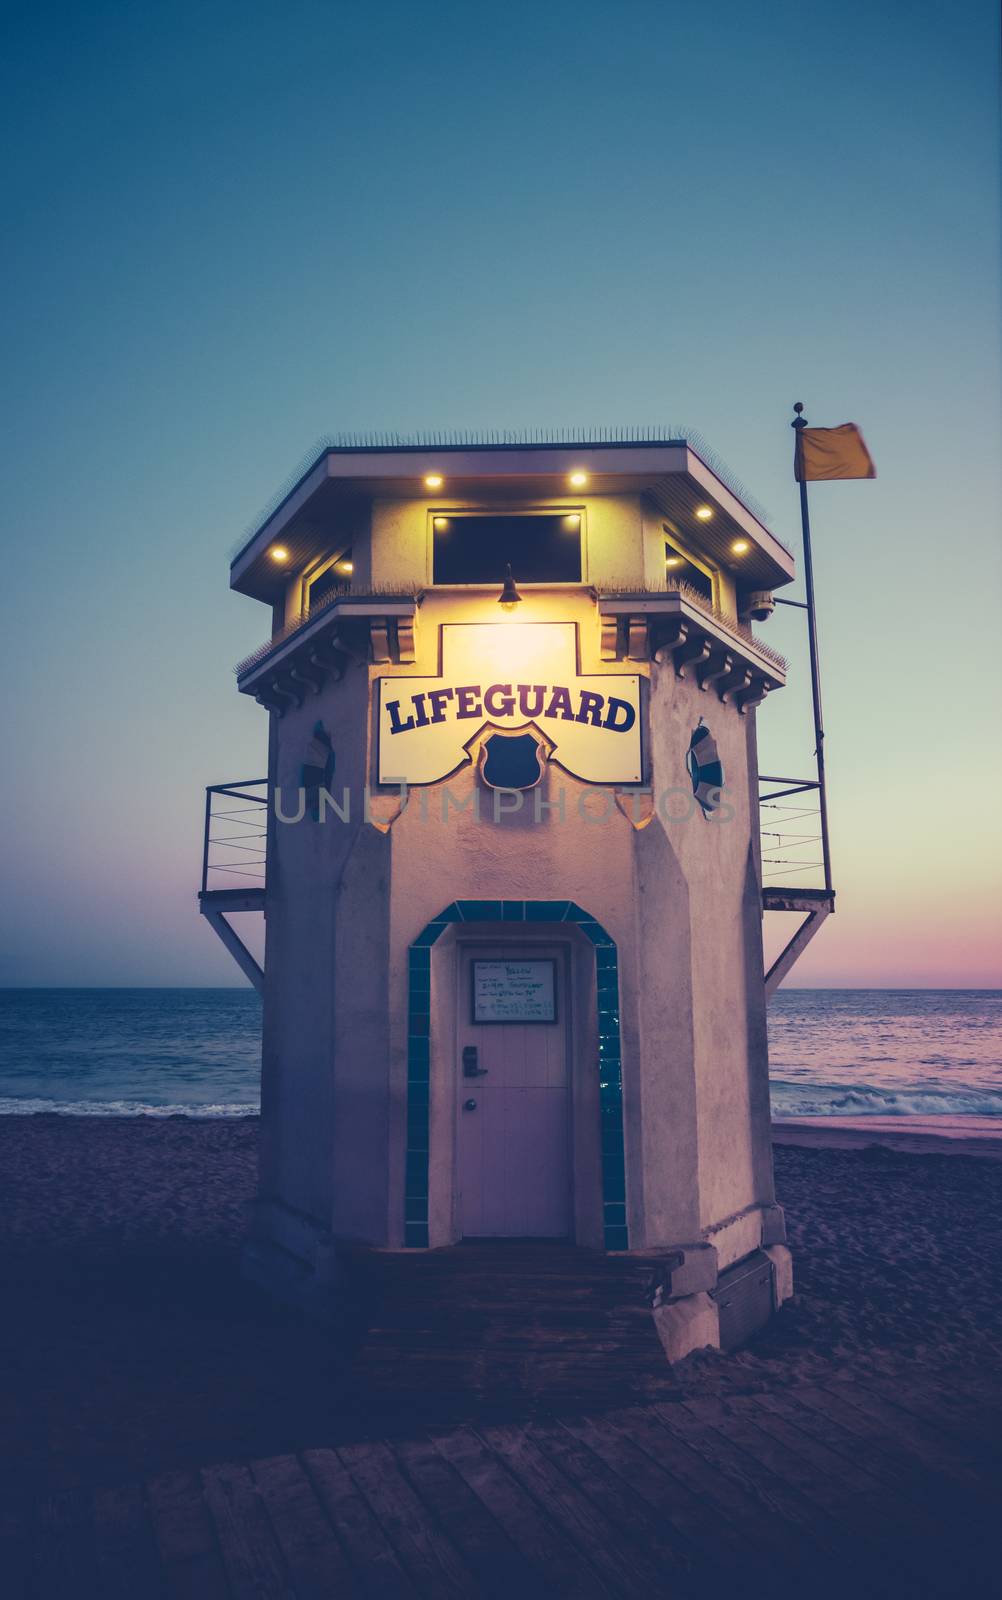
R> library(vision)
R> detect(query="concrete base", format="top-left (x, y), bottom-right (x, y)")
top-left (650, 1241), bottom-right (794, 1364)
top-left (241, 1198), bottom-right (352, 1333)
top-left (645, 1227), bottom-right (794, 1364)
top-left (241, 1237), bottom-right (344, 1331)
top-left (765, 1242), bottom-right (795, 1307)
top-left (652, 1291), bottom-right (721, 1361)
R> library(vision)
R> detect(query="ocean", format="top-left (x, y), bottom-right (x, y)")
top-left (0, 988), bottom-right (999, 1121)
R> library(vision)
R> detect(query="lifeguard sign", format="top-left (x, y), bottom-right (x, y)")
top-left (377, 621), bottom-right (642, 785)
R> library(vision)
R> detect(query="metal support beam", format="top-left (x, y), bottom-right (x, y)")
top-left (764, 904), bottom-right (832, 999)
top-left (200, 904), bottom-right (264, 993)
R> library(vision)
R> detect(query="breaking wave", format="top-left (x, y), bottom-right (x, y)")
top-left (7, 1083), bottom-right (1001, 1121)
top-left (770, 1080), bottom-right (1002, 1120)
top-left (0, 1098), bottom-right (258, 1118)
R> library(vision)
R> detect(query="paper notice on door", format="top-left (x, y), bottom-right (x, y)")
top-left (472, 960), bottom-right (557, 1023)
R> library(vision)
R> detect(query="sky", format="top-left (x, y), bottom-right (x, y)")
top-left (1, 0), bottom-right (999, 987)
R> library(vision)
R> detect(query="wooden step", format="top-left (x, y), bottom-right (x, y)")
top-left (341, 1241), bottom-right (678, 1406)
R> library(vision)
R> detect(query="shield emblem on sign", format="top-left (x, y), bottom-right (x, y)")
top-left (479, 731), bottom-right (547, 791)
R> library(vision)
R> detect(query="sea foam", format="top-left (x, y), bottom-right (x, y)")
top-left (770, 1079), bottom-right (1002, 1119)
top-left (0, 1097), bottom-right (259, 1118)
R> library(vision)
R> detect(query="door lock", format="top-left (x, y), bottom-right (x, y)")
top-left (463, 1098), bottom-right (478, 1111)
top-left (462, 1046), bottom-right (488, 1079)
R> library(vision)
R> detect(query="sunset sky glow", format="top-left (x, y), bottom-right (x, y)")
top-left (1, 0), bottom-right (999, 987)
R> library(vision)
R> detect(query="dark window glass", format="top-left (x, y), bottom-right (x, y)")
top-left (665, 542), bottom-right (713, 605)
top-left (433, 515), bottom-right (581, 585)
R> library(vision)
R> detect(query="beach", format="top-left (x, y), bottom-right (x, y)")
top-left (773, 1115), bottom-right (1002, 1156)
top-left (1, 1112), bottom-right (1000, 1502)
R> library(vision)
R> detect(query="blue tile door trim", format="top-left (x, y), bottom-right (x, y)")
top-left (405, 901), bottom-right (627, 1251)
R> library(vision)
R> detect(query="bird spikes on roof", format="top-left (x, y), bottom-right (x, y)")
top-left (230, 427), bottom-right (772, 564)
top-left (233, 573), bottom-right (786, 680)
top-left (596, 577), bottom-right (787, 673)
top-left (233, 581), bottom-right (422, 678)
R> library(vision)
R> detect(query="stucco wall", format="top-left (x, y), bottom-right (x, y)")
top-left (260, 656), bottom-right (390, 1234)
top-left (255, 550), bottom-right (776, 1259)
top-left (646, 661), bottom-right (773, 1236)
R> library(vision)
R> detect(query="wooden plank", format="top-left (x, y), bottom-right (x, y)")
top-left (863, 1372), bottom-right (1002, 1455)
top-left (727, 1395), bottom-right (931, 1596)
top-left (781, 1382), bottom-right (998, 1593)
top-left (431, 1425), bottom-right (608, 1598)
top-left (481, 1421), bottom-right (667, 1598)
top-left (303, 1448), bottom-right (417, 1599)
top-left (645, 1404), bottom-right (858, 1600)
top-left (392, 1434), bottom-right (537, 1599)
top-left (562, 1411), bottom-right (741, 1584)
top-left (606, 1403), bottom-right (792, 1568)
top-left (28, 1488), bottom-right (101, 1600)
top-left (524, 1418), bottom-right (701, 1587)
top-left (681, 1395), bottom-right (849, 1523)
top-left (146, 1469), bottom-right (230, 1600)
top-left (93, 1482), bottom-right (169, 1600)
top-left (728, 1395), bottom-right (878, 1514)
top-left (816, 1376), bottom-right (1002, 1588)
top-left (200, 1463), bottom-right (291, 1599)
top-left (791, 1384), bottom-right (996, 1531)
top-left (823, 1381), bottom-right (1001, 1500)
top-left (250, 1455), bottom-right (362, 1599)
top-left (758, 1390), bottom-right (937, 1511)
top-left (335, 1440), bottom-right (475, 1599)
top-left (756, 1390), bottom-right (995, 1595)
top-left (669, 1404), bottom-right (871, 1600)
top-left (668, 1402), bottom-right (837, 1551)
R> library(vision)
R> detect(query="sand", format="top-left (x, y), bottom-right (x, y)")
top-left (1, 1113), bottom-right (1000, 1498)
top-left (775, 1115), bottom-right (1002, 1158)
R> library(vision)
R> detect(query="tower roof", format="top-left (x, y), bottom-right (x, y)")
top-left (230, 433), bottom-right (794, 602)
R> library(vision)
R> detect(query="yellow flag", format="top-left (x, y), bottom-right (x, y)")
top-left (795, 423), bottom-right (876, 481)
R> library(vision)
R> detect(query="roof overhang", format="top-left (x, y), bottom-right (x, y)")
top-left (230, 440), bottom-right (795, 603)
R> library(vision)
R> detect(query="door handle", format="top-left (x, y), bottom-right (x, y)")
top-left (463, 1098), bottom-right (478, 1111)
top-left (462, 1046), bottom-right (488, 1078)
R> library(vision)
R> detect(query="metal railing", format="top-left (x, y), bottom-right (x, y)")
top-left (198, 775), bottom-right (825, 897)
top-left (759, 774), bottom-right (826, 892)
top-left (200, 780), bottom-right (268, 895)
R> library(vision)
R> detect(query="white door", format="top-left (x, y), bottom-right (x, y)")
top-left (457, 945), bottom-right (571, 1238)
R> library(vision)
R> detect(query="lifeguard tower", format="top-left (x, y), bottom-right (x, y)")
top-left (200, 432), bottom-right (831, 1360)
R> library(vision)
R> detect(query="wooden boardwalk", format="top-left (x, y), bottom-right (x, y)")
top-left (4, 1366), bottom-right (999, 1598)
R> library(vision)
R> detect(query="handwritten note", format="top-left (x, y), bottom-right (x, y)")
top-left (473, 960), bottom-right (556, 1023)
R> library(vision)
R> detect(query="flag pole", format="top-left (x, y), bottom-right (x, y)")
top-left (792, 402), bottom-right (834, 899)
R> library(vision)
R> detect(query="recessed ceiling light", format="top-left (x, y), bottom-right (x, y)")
top-left (569, 471), bottom-right (588, 488)
top-left (269, 545), bottom-right (289, 563)
top-left (695, 506), bottom-right (714, 521)
top-left (666, 555), bottom-right (684, 568)
top-left (433, 516), bottom-right (449, 529)
top-left (337, 560), bottom-right (354, 574)
top-left (731, 539), bottom-right (750, 555)
top-left (424, 473), bottom-right (444, 489)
